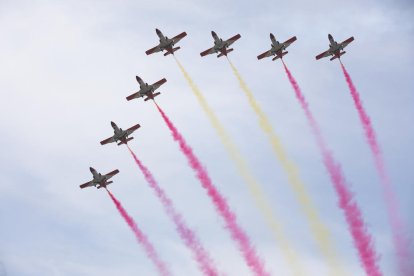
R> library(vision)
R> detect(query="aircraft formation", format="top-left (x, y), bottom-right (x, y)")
top-left (77, 29), bottom-right (412, 276)
top-left (80, 29), bottom-right (354, 189)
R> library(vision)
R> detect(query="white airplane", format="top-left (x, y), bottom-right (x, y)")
top-left (316, 34), bottom-right (354, 61)
top-left (80, 167), bottom-right (119, 189)
top-left (100, 121), bottom-right (140, 146)
top-left (146, 28), bottom-right (187, 56)
top-left (257, 34), bottom-right (297, 61)
top-left (126, 76), bottom-right (167, 102)
top-left (200, 31), bottom-right (241, 58)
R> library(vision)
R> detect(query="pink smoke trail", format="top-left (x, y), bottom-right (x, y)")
top-left (282, 60), bottom-right (382, 276)
top-left (126, 145), bottom-right (220, 276)
top-left (340, 61), bottom-right (413, 276)
top-left (153, 101), bottom-right (269, 276)
top-left (106, 189), bottom-right (172, 276)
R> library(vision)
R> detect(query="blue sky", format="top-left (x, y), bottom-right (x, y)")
top-left (0, 0), bottom-right (413, 275)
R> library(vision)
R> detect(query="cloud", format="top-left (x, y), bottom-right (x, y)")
top-left (0, 0), bottom-right (412, 275)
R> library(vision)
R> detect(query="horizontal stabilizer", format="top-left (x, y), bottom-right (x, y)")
top-left (217, 48), bottom-right (233, 58)
top-left (164, 47), bottom-right (181, 56)
top-left (117, 137), bottom-right (134, 146)
top-left (144, 92), bottom-right (161, 101)
top-left (330, 51), bottom-right (346, 61)
top-left (97, 181), bottom-right (113, 189)
top-left (272, 51), bottom-right (288, 61)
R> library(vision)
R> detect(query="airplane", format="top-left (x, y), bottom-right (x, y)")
top-left (257, 34), bottom-right (297, 61)
top-left (145, 28), bottom-right (187, 56)
top-left (316, 34), bottom-right (354, 61)
top-left (200, 31), bottom-right (241, 58)
top-left (100, 121), bottom-right (140, 146)
top-left (126, 76), bottom-right (167, 102)
top-left (79, 167), bottom-right (119, 189)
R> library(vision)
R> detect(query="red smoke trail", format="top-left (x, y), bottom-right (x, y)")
top-left (153, 101), bottom-right (269, 276)
top-left (282, 60), bottom-right (382, 276)
top-left (126, 145), bottom-right (220, 276)
top-left (340, 61), bottom-right (413, 276)
top-left (106, 189), bottom-right (172, 276)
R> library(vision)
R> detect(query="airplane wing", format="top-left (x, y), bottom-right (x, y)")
top-left (100, 136), bottom-right (115, 145)
top-left (282, 36), bottom-right (297, 48)
top-left (152, 78), bottom-right (167, 90)
top-left (339, 36), bottom-right (354, 49)
top-left (225, 34), bottom-right (241, 46)
top-left (171, 32), bottom-right (187, 44)
top-left (126, 124), bottom-right (140, 135)
top-left (257, 49), bottom-right (273, 60)
top-left (126, 91), bottom-right (142, 101)
top-left (200, 47), bottom-right (215, 57)
top-left (105, 169), bottom-right (119, 179)
top-left (80, 181), bottom-right (95, 189)
top-left (315, 50), bottom-right (331, 60)
top-left (146, 45), bottom-right (162, 55)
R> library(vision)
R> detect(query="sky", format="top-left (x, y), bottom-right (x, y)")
top-left (0, 0), bottom-right (413, 275)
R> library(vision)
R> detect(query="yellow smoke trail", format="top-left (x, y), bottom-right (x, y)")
top-left (174, 56), bottom-right (303, 276)
top-left (227, 59), bottom-right (345, 276)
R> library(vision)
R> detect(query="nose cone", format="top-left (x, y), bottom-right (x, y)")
top-left (211, 31), bottom-right (217, 36)
top-left (111, 121), bottom-right (116, 127)
top-left (270, 33), bottom-right (275, 40)
top-left (156, 28), bottom-right (161, 34)
top-left (136, 76), bottom-right (141, 82)
top-left (89, 167), bottom-right (94, 173)
top-left (328, 34), bottom-right (333, 39)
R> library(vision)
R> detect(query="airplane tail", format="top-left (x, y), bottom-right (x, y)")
top-left (145, 92), bottom-right (161, 101)
top-left (164, 47), bottom-right (180, 56)
top-left (218, 48), bottom-right (233, 58)
top-left (118, 137), bottom-right (134, 146)
top-left (330, 51), bottom-right (346, 61)
top-left (98, 181), bottom-right (113, 189)
top-left (272, 51), bottom-right (288, 61)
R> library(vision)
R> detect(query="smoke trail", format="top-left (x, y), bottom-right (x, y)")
top-left (154, 101), bottom-right (270, 276)
top-left (282, 60), bottom-right (382, 276)
top-left (227, 58), bottom-right (343, 275)
top-left (126, 145), bottom-right (219, 276)
top-left (340, 61), bottom-right (412, 276)
top-left (173, 56), bottom-right (302, 275)
top-left (106, 189), bottom-right (171, 276)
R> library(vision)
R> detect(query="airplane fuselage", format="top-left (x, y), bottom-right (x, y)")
top-left (270, 41), bottom-right (285, 54)
top-left (157, 30), bottom-right (174, 53)
top-left (327, 35), bottom-right (344, 57)
top-left (138, 83), bottom-right (156, 98)
top-left (90, 168), bottom-right (109, 188)
top-left (213, 38), bottom-right (230, 54)
top-left (110, 122), bottom-right (128, 144)
top-left (113, 129), bottom-right (128, 143)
